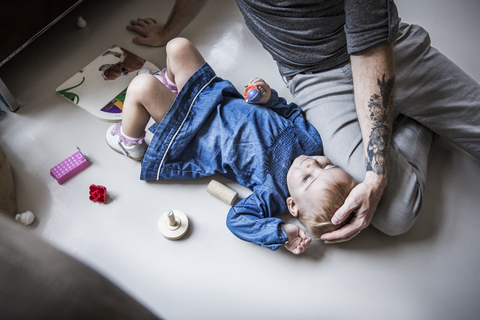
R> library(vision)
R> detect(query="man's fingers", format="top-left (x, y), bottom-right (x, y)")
top-left (322, 230), bottom-right (360, 244)
top-left (332, 195), bottom-right (358, 225)
top-left (129, 18), bottom-right (148, 28)
top-left (321, 222), bottom-right (356, 241)
top-left (141, 18), bottom-right (160, 26)
top-left (127, 24), bottom-right (149, 36)
top-left (127, 24), bottom-right (140, 32)
top-left (127, 18), bottom-right (158, 32)
top-left (321, 211), bottom-right (367, 243)
top-left (129, 19), bottom-right (141, 26)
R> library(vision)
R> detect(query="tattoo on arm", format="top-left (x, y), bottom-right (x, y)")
top-left (365, 74), bottom-right (395, 175)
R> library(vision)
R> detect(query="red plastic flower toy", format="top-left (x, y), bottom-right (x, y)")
top-left (89, 184), bottom-right (107, 203)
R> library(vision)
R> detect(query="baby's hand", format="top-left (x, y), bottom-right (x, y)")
top-left (283, 224), bottom-right (312, 254)
top-left (245, 77), bottom-right (271, 104)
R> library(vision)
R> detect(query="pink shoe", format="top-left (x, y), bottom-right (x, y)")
top-left (137, 68), bottom-right (178, 94)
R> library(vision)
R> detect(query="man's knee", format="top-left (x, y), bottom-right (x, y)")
top-left (373, 215), bottom-right (417, 236)
top-left (371, 182), bottom-right (424, 236)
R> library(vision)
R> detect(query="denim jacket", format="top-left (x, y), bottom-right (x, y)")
top-left (141, 63), bottom-right (322, 250)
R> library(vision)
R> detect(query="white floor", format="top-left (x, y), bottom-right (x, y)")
top-left (1, 0), bottom-right (480, 319)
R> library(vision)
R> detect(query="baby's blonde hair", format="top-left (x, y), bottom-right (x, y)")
top-left (298, 177), bottom-right (357, 240)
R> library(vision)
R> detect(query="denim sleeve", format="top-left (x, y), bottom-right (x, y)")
top-left (262, 89), bottom-right (303, 122)
top-left (226, 187), bottom-right (289, 251)
top-left (344, 0), bottom-right (399, 55)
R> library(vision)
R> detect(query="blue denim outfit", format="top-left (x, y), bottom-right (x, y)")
top-left (141, 63), bottom-right (322, 250)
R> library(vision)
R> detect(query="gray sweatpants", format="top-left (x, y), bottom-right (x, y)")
top-left (287, 23), bottom-right (480, 235)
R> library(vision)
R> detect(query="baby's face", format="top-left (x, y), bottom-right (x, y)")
top-left (287, 155), bottom-right (353, 212)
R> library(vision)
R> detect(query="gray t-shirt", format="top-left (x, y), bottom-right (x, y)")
top-left (236, 0), bottom-right (399, 77)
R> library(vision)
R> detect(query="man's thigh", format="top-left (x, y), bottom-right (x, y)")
top-left (287, 66), bottom-right (360, 176)
top-left (394, 23), bottom-right (480, 160)
top-left (288, 64), bottom-right (364, 181)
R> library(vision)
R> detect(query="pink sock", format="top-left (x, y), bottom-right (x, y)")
top-left (114, 122), bottom-right (145, 145)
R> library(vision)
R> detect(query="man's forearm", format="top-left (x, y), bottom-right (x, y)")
top-left (350, 42), bottom-right (395, 182)
top-left (164, 0), bottom-right (209, 39)
top-left (322, 43), bottom-right (395, 240)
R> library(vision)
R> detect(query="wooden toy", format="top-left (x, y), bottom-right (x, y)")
top-left (207, 179), bottom-right (238, 206)
top-left (158, 210), bottom-right (189, 240)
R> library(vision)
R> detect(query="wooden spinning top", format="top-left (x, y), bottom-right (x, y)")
top-left (158, 210), bottom-right (189, 240)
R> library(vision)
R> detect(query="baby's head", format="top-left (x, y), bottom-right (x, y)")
top-left (286, 155), bottom-right (357, 240)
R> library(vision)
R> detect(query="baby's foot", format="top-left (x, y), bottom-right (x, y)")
top-left (106, 122), bottom-right (147, 161)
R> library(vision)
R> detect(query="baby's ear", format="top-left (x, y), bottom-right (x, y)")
top-left (286, 197), bottom-right (299, 217)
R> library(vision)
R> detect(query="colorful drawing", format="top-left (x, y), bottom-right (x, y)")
top-left (101, 88), bottom-right (127, 113)
top-left (56, 45), bottom-right (160, 121)
top-left (57, 77), bottom-right (85, 104)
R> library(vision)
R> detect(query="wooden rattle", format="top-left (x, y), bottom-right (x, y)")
top-left (207, 179), bottom-right (238, 206)
top-left (158, 210), bottom-right (189, 240)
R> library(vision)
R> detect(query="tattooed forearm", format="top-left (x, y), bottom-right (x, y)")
top-left (365, 74), bottom-right (395, 175)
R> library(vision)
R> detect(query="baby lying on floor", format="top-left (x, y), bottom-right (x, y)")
top-left (106, 38), bottom-right (357, 254)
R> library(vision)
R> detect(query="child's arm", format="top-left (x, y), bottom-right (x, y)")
top-left (245, 77), bottom-right (272, 104)
top-left (245, 78), bottom-right (303, 122)
top-left (283, 224), bottom-right (312, 254)
top-left (226, 187), bottom-right (291, 252)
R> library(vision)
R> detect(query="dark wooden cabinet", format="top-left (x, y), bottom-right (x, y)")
top-left (0, 0), bottom-right (83, 66)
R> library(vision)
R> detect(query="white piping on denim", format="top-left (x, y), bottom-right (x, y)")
top-left (156, 75), bottom-right (217, 180)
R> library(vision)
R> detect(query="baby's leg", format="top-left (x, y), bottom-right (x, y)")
top-left (164, 37), bottom-right (206, 91)
top-left (106, 75), bottom-right (175, 160)
top-left (121, 74), bottom-right (176, 138)
top-left (107, 38), bottom-right (204, 160)
top-left (121, 37), bottom-right (205, 138)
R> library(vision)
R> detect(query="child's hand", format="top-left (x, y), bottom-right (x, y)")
top-left (245, 77), bottom-right (271, 104)
top-left (283, 224), bottom-right (312, 254)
